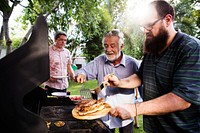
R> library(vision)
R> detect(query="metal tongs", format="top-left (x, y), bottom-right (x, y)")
top-left (80, 84), bottom-right (92, 99)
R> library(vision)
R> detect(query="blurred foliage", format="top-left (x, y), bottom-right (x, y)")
top-left (123, 0), bottom-right (200, 59)
top-left (11, 38), bottom-right (22, 49)
top-left (2, 0), bottom-right (199, 61)
top-left (19, 0), bottom-right (115, 61)
top-left (123, 26), bottom-right (144, 60)
top-left (170, 0), bottom-right (200, 39)
top-left (113, 0), bottom-right (146, 60)
top-left (1, 38), bottom-right (22, 49)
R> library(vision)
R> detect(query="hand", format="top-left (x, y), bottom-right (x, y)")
top-left (49, 77), bottom-right (57, 82)
top-left (43, 87), bottom-right (47, 90)
top-left (70, 75), bottom-right (76, 81)
top-left (76, 74), bottom-right (86, 83)
top-left (104, 74), bottom-right (120, 87)
top-left (109, 104), bottom-right (136, 119)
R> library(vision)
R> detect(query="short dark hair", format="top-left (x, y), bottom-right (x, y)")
top-left (150, 0), bottom-right (175, 19)
top-left (54, 31), bottom-right (67, 40)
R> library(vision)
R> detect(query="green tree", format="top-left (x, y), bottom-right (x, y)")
top-left (170, 0), bottom-right (200, 39)
top-left (0, 0), bottom-right (21, 56)
top-left (112, 0), bottom-right (145, 60)
top-left (19, 0), bottom-right (114, 62)
top-left (3, 0), bottom-right (199, 62)
top-left (120, 0), bottom-right (200, 59)
top-left (123, 26), bottom-right (144, 60)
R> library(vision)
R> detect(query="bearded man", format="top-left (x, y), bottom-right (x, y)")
top-left (105, 1), bottom-right (200, 133)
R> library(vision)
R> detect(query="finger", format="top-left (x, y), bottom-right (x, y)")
top-left (109, 108), bottom-right (119, 117)
top-left (102, 81), bottom-right (110, 88)
top-left (80, 77), bottom-right (85, 83)
top-left (104, 82), bottom-right (110, 86)
top-left (76, 77), bottom-right (81, 83)
top-left (79, 78), bottom-right (83, 83)
top-left (77, 75), bottom-right (84, 83)
top-left (109, 73), bottom-right (115, 77)
top-left (103, 76), bottom-right (109, 83)
top-left (109, 108), bottom-right (116, 117)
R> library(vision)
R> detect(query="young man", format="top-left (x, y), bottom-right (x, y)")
top-left (44, 31), bottom-right (74, 95)
top-left (105, 1), bottom-right (200, 133)
top-left (75, 29), bottom-right (140, 133)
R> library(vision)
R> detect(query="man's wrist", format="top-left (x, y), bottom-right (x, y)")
top-left (116, 79), bottom-right (121, 87)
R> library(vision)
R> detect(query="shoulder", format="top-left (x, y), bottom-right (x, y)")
top-left (176, 32), bottom-right (200, 50)
top-left (48, 45), bottom-right (55, 54)
top-left (63, 48), bottom-right (71, 54)
top-left (171, 32), bottom-right (200, 57)
top-left (85, 54), bottom-right (106, 65)
top-left (93, 54), bottom-right (106, 61)
top-left (63, 47), bottom-right (70, 52)
top-left (124, 54), bottom-right (140, 66)
top-left (181, 34), bottom-right (200, 57)
top-left (49, 45), bottom-right (53, 50)
top-left (183, 33), bottom-right (199, 44)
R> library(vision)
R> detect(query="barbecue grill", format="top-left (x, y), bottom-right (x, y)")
top-left (0, 15), bottom-right (111, 133)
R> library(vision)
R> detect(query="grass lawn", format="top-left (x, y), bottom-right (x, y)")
top-left (68, 80), bottom-right (146, 133)
top-left (68, 79), bottom-right (98, 95)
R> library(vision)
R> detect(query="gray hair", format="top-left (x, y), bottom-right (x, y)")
top-left (102, 29), bottom-right (124, 46)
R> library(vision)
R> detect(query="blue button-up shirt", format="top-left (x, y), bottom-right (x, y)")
top-left (75, 53), bottom-right (140, 129)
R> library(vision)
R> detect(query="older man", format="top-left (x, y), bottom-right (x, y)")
top-left (75, 29), bottom-right (140, 133)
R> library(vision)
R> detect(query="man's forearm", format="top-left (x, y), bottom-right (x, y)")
top-left (67, 65), bottom-right (75, 79)
top-left (137, 92), bottom-right (191, 116)
top-left (118, 74), bottom-right (141, 89)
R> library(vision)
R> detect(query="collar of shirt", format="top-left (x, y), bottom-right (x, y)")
top-left (52, 45), bottom-right (64, 52)
top-left (169, 31), bottom-right (185, 48)
top-left (104, 52), bottom-right (126, 67)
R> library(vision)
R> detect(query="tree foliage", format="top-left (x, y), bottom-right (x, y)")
top-left (170, 0), bottom-right (200, 39)
top-left (0, 0), bottom-right (20, 55)
top-left (111, 0), bottom-right (145, 60)
top-left (19, 0), bottom-right (115, 61)
top-left (1, 0), bottom-right (199, 61)
top-left (82, 7), bottom-right (113, 62)
top-left (123, 26), bottom-right (144, 60)
top-left (121, 0), bottom-right (200, 60)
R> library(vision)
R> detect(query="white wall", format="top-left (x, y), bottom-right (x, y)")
top-left (73, 57), bottom-right (87, 69)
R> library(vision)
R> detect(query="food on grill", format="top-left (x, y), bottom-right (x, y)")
top-left (75, 98), bottom-right (105, 116)
top-left (70, 95), bottom-right (81, 100)
top-left (46, 121), bottom-right (51, 129)
top-left (54, 121), bottom-right (65, 127)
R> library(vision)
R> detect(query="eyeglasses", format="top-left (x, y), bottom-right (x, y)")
top-left (140, 17), bottom-right (164, 32)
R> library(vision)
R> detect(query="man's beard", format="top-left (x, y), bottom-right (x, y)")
top-left (106, 51), bottom-right (121, 62)
top-left (144, 26), bottom-right (169, 56)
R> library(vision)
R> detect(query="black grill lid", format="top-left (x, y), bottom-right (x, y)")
top-left (0, 15), bottom-right (49, 133)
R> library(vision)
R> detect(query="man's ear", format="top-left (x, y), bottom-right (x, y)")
top-left (164, 14), bottom-right (173, 27)
top-left (121, 44), bottom-right (124, 49)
